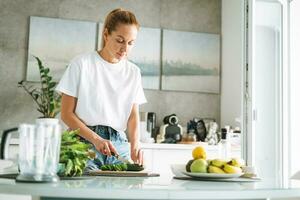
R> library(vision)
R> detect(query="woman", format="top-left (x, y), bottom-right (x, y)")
top-left (56, 8), bottom-right (147, 169)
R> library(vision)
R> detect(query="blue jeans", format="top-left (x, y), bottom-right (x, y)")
top-left (84, 125), bottom-right (130, 170)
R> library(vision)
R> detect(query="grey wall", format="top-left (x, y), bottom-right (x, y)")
top-left (0, 0), bottom-right (221, 133)
top-left (221, 0), bottom-right (244, 128)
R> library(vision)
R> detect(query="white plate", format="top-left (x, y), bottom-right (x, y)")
top-left (182, 171), bottom-right (243, 179)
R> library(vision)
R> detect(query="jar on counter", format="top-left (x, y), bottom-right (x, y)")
top-left (187, 129), bottom-right (197, 142)
top-left (181, 132), bottom-right (189, 142)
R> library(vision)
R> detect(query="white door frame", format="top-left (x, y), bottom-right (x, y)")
top-left (245, 0), bottom-right (290, 186)
top-left (244, 0), bottom-right (255, 168)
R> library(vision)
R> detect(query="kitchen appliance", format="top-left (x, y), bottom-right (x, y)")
top-left (139, 112), bottom-right (155, 143)
top-left (187, 118), bottom-right (207, 141)
top-left (147, 112), bottom-right (156, 138)
top-left (0, 127), bottom-right (18, 160)
top-left (157, 114), bottom-right (183, 143)
top-left (16, 119), bottom-right (61, 182)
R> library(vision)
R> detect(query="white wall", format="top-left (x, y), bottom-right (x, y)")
top-left (221, 0), bottom-right (244, 129)
top-left (0, 0), bottom-right (222, 134)
top-left (290, 0), bottom-right (300, 179)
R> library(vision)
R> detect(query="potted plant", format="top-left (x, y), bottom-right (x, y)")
top-left (18, 56), bottom-right (61, 123)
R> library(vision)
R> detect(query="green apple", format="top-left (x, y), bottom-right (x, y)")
top-left (186, 159), bottom-right (194, 172)
top-left (190, 159), bottom-right (208, 173)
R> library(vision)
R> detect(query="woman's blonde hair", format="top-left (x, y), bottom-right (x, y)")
top-left (101, 8), bottom-right (140, 48)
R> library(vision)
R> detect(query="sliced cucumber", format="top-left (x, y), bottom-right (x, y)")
top-left (100, 163), bottom-right (144, 171)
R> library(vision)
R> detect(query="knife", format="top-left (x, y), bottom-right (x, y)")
top-left (111, 152), bottom-right (131, 164)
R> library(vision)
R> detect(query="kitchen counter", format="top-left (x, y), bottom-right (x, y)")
top-left (140, 142), bottom-right (241, 151)
top-left (1, 174), bottom-right (300, 200)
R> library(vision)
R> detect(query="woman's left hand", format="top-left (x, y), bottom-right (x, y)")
top-left (130, 147), bottom-right (144, 165)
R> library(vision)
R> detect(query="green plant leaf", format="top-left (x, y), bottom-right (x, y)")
top-left (34, 56), bottom-right (42, 69)
top-left (49, 91), bottom-right (54, 97)
top-left (49, 82), bottom-right (56, 89)
top-left (65, 159), bottom-right (73, 176)
top-left (49, 103), bottom-right (54, 112)
top-left (44, 68), bottom-right (50, 74)
top-left (33, 94), bottom-right (39, 100)
top-left (18, 57), bottom-right (61, 118)
top-left (60, 129), bottom-right (94, 176)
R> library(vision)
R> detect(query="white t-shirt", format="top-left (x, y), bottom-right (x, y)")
top-left (55, 51), bottom-right (147, 132)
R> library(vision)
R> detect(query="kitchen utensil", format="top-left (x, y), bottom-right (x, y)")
top-left (111, 152), bottom-right (131, 164)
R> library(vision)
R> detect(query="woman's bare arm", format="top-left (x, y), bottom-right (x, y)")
top-left (127, 104), bottom-right (143, 164)
top-left (61, 93), bottom-right (117, 156)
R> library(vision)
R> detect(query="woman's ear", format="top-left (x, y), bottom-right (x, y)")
top-left (103, 28), bottom-right (109, 43)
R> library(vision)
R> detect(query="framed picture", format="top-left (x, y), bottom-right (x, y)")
top-left (98, 23), bottom-right (161, 90)
top-left (128, 27), bottom-right (161, 90)
top-left (162, 29), bottom-right (220, 93)
top-left (26, 16), bottom-right (97, 82)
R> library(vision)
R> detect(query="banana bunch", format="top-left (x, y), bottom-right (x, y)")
top-left (208, 158), bottom-right (245, 174)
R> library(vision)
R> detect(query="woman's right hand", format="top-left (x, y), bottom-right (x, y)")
top-left (93, 138), bottom-right (118, 156)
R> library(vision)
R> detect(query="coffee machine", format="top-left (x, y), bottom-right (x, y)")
top-left (157, 114), bottom-right (183, 143)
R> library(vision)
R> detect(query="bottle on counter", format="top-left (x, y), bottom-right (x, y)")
top-left (218, 128), bottom-right (231, 159)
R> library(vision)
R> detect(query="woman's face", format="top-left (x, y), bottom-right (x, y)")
top-left (103, 24), bottom-right (138, 62)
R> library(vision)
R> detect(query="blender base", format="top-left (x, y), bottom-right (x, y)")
top-left (16, 173), bottom-right (59, 183)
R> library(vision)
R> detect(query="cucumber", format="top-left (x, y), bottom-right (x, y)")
top-left (100, 163), bottom-right (144, 171)
top-left (126, 164), bottom-right (144, 171)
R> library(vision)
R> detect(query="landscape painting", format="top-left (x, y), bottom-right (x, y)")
top-left (162, 29), bottom-right (220, 93)
top-left (27, 16), bottom-right (97, 82)
top-left (98, 23), bottom-right (161, 90)
top-left (128, 27), bottom-right (161, 90)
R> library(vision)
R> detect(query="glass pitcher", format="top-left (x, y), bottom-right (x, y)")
top-left (17, 119), bottom-right (61, 182)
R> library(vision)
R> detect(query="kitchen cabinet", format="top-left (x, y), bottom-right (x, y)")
top-left (140, 143), bottom-right (241, 176)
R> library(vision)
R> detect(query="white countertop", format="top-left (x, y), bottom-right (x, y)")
top-left (1, 174), bottom-right (300, 199)
top-left (140, 142), bottom-right (241, 151)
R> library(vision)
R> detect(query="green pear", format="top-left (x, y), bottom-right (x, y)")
top-left (190, 159), bottom-right (208, 173)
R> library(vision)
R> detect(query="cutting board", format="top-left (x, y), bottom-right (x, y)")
top-left (87, 170), bottom-right (159, 177)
